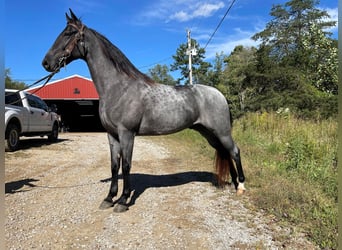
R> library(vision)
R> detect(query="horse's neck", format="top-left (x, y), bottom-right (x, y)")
top-left (84, 33), bottom-right (132, 98)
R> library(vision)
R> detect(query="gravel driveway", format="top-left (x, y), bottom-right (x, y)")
top-left (5, 133), bottom-right (317, 249)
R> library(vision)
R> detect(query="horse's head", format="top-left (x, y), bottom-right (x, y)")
top-left (42, 9), bottom-right (86, 72)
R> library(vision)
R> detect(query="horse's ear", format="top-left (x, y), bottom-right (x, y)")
top-left (66, 12), bottom-right (72, 23)
top-left (69, 8), bottom-right (79, 21)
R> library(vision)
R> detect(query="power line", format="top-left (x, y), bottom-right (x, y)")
top-left (138, 56), bottom-right (172, 70)
top-left (204, 0), bottom-right (237, 50)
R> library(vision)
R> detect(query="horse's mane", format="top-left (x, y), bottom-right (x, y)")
top-left (88, 28), bottom-right (155, 85)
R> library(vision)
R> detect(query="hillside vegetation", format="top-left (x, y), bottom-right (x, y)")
top-left (171, 112), bottom-right (337, 249)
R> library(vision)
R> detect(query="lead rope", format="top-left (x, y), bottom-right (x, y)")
top-left (5, 56), bottom-right (66, 105)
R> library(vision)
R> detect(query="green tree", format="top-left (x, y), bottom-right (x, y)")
top-left (5, 69), bottom-right (26, 89)
top-left (302, 24), bottom-right (338, 94)
top-left (148, 64), bottom-right (176, 85)
top-left (170, 39), bottom-right (211, 85)
top-left (250, 0), bottom-right (337, 117)
top-left (252, 0), bottom-right (336, 69)
top-left (220, 46), bottom-right (257, 117)
top-left (207, 52), bottom-right (225, 87)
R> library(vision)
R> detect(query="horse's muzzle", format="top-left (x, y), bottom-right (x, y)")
top-left (42, 56), bottom-right (54, 72)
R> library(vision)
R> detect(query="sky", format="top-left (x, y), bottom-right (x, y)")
top-left (5, 0), bottom-right (338, 85)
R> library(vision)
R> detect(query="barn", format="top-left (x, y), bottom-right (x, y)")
top-left (28, 75), bottom-right (104, 131)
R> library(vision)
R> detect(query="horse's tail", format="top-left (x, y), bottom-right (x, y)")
top-left (214, 150), bottom-right (234, 187)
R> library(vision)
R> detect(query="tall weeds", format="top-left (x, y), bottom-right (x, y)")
top-left (234, 112), bottom-right (337, 249)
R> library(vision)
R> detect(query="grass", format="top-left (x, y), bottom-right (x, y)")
top-left (169, 112), bottom-right (337, 249)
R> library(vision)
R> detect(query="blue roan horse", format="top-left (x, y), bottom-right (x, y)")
top-left (42, 9), bottom-right (246, 212)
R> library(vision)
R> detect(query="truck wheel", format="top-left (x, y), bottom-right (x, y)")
top-left (48, 123), bottom-right (59, 142)
top-left (5, 123), bottom-right (20, 151)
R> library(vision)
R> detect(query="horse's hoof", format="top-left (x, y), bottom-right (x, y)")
top-left (236, 182), bottom-right (246, 195)
top-left (99, 200), bottom-right (114, 210)
top-left (113, 204), bottom-right (128, 213)
top-left (236, 189), bottom-right (245, 195)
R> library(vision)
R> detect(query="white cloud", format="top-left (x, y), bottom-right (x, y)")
top-left (169, 11), bottom-right (191, 22)
top-left (168, 2), bottom-right (225, 22)
top-left (322, 7), bottom-right (338, 34)
top-left (193, 2), bottom-right (225, 17)
top-left (203, 28), bottom-right (261, 59)
top-left (136, 0), bottom-right (225, 24)
top-left (325, 7), bottom-right (338, 22)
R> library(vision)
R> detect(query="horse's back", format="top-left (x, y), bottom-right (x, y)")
top-left (138, 84), bottom-right (199, 135)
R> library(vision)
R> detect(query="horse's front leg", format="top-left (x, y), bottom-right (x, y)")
top-left (113, 130), bottom-right (135, 213)
top-left (99, 133), bottom-right (121, 210)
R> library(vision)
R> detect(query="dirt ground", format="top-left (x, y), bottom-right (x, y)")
top-left (5, 132), bottom-right (318, 249)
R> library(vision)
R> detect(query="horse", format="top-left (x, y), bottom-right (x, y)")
top-left (42, 9), bottom-right (246, 212)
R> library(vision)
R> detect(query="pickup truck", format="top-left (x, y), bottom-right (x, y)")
top-left (5, 89), bottom-right (59, 151)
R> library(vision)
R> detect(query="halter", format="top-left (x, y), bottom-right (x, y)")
top-left (59, 22), bottom-right (85, 66)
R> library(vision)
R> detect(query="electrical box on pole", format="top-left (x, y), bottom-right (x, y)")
top-left (186, 29), bottom-right (197, 85)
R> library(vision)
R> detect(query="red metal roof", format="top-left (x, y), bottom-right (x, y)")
top-left (27, 75), bottom-right (99, 100)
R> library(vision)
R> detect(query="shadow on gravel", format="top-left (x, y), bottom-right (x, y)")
top-left (5, 178), bottom-right (39, 194)
top-left (6, 138), bottom-right (69, 151)
top-left (101, 171), bottom-right (215, 208)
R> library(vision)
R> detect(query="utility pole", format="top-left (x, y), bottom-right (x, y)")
top-left (186, 29), bottom-right (197, 85)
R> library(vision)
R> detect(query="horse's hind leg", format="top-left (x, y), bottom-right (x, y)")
top-left (99, 133), bottom-right (121, 210)
top-left (191, 124), bottom-right (242, 189)
top-left (231, 144), bottom-right (246, 194)
top-left (221, 135), bottom-right (246, 194)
